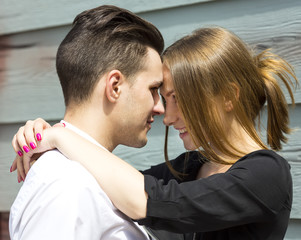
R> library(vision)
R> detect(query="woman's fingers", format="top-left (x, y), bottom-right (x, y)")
top-left (10, 156), bottom-right (18, 173)
top-left (23, 120), bottom-right (38, 152)
top-left (33, 118), bottom-right (52, 142)
top-left (12, 121), bottom-right (36, 178)
top-left (16, 155), bottom-right (26, 182)
top-left (10, 118), bottom-right (55, 181)
top-left (16, 125), bottom-right (31, 155)
top-left (23, 156), bottom-right (32, 175)
top-left (11, 134), bottom-right (24, 162)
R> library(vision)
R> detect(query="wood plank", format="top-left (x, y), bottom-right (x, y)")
top-left (0, 122), bottom-right (25, 211)
top-left (0, 0), bottom-right (214, 35)
top-left (285, 219), bottom-right (301, 240)
top-left (0, 0), bottom-right (301, 123)
top-left (290, 162), bottom-right (301, 219)
top-left (148, 0), bottom-right (301, 102)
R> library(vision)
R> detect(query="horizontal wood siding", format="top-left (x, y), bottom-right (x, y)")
top-left (0, 0), bottom-right (300, 230)
top-left (1, 0), bottom-right (301, 123)
top-left (0, 0), bottom-right (214, 35)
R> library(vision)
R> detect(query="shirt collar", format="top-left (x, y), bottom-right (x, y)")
top-left (60, 120), bottom-right (109, 152)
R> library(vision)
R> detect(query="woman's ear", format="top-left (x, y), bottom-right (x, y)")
top-left (224, 99), bottom-right (234, 112)
top-left (105, 70), bottom-right (124, 103)
top-left (224, 83), bottom-right (240, 112)
top-left (232, 82), bottom-right (240, 101)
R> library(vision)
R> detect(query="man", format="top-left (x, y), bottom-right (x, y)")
top-left (9, 5), bottom-right (164, 239)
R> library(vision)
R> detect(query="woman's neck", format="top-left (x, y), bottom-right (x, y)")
top-left (197, 123), bottom-right (263, 179)
top-left (197, 162), bottom-right (232, 179)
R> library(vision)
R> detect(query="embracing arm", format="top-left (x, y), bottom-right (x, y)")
top-left (11, 120), bottom-right (291, 233)
top-left (27, 127), bottom-right (148, 220)
top-left (138, 150), bottom-right (292, 232)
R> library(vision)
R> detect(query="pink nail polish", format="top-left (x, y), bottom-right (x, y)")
top-left (30, 142), bottom-right (36, 150)
top-left (18, 151), bottom-right (23, 157)
top-left (10, 166), bottom-right (13, 172)
top-left (18, 178), bottom-right (21, 183)
top-left (62, 122), bottom-right (66, 127)
top-left (36, 133), bottom-right (42, 141)
top-left (23, 146), bottom-right (30, 153)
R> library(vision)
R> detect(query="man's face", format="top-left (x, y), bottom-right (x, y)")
top-left (116, 48), bottom-right (165, 148)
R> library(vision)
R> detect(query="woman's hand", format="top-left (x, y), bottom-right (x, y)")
top-left (10, 118), bottom-right (63, 182)
top-left (10, 118), bottom-right (148, 219)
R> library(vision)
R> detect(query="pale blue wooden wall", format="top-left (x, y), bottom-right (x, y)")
top-left (1, 0), bottom-right (300, 239)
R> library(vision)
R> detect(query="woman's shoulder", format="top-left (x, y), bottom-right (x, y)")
top-left (230, 149), bottom-right (292, 207)
top-left (235, 149), bottom-right (290, 170)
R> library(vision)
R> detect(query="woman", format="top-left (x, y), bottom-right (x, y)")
top-left (11, 27), bottom-right (298, 239)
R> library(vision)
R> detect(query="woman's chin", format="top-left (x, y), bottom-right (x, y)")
top-left (183, 142), bottom-right (196, 151)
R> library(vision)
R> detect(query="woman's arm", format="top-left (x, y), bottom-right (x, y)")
top-left (55, 128), bottom-right (148, 219)
top-left (15, 127), bottom-right (148, 220)
top-left (138, 150), bottom-right (291, 232)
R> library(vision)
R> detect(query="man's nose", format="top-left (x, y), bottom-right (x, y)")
top-left (153, 97), bottom-right (165, 116)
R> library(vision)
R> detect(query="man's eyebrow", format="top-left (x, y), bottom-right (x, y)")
top-left (151, 80), bottom-right (163, 88)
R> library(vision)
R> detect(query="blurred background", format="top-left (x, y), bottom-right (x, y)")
top-left (0, 0), bottom-right (300, 239)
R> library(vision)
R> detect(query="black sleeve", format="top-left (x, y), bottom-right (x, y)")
top-left (137, 150), bottom-right (292, 233)
top-left (141, 151), bottom-right (204, 184)
top-left (141, 160), bottom-right (176, 184)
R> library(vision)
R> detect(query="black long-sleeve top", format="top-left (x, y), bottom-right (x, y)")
top-left (139, 150), bottom-right (292, 240)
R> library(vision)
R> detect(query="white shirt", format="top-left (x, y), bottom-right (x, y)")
top-left (9, 121), bottom-right (150, 240)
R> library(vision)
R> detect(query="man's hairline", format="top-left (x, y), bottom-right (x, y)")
top-left (65, 46), bottom-right (161, 108)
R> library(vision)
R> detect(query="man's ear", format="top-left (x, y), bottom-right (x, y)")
top-left (105, 70), bottom-right (124, 103)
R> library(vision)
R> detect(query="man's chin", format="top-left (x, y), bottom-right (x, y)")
top-left (133, 137), bottom-right (147, 148)
top-left (135, 139), bottom-right (148, 148)
top-left (127, 138), bottom-right (148, 149)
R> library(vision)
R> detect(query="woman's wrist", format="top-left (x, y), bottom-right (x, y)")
top-left (42, 127), bottom-right (65, 151)
top-left (44, 127), bottom-right (83, 161)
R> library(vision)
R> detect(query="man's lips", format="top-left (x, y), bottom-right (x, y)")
top-left (146, 118), bottom-right (154, 129)
top-left (147, 118), bottom-right (154, 124)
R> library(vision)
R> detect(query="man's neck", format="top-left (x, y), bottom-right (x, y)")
top-left (64, 110), bottom-right (116, 152)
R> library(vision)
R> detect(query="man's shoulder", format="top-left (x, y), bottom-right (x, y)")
top-left (29, 149), bottom-right (72, 179)
top-left (12, 150), bottom-right (111, 213)
top-left (26, 150), bottom-right (102, 191)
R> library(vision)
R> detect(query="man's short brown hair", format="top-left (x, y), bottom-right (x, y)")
top-left (56, 5), bottom-right (164, 106)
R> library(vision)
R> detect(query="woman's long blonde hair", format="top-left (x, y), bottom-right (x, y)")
top-left (163, 27), bottom-right (298, 174)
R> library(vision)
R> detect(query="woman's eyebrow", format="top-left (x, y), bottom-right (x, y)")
top-left (160, 88), bottom-right (174, 97)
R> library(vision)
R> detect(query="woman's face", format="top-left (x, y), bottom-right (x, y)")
top-left (160, 66), bottom-right (196, 150)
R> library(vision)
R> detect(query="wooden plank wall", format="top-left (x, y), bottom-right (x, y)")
top-left (1, 0), bottom-right (300, 238)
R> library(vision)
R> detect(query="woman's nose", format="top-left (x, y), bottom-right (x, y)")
top-left (163, 105), bottom-right (177, 126)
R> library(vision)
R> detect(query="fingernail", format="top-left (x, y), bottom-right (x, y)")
top-left (21, 177), bottom-right (24, 182)
top-left (36, 133), bottom-right (42, 141)
top-left (30, 142), bottom-right (36, 150)
top-left (62, 122), bottom-right (66, 127)
top-left (10, 166), bottom-right (13, 172)
top-left (18, 151), bottom-right (23, 157)
top-left (18, 178), bottom-right (21, 183)
top-left (23, 146), bottom-right (30, 153)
